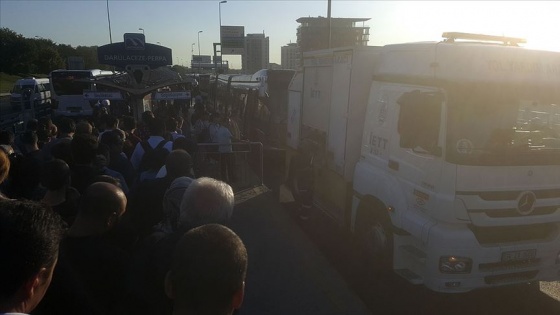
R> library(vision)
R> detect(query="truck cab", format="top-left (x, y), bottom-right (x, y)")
top-left (353, 33), bottom-right (560, 292)
top-left (10, 77), bottom-right (52, 112)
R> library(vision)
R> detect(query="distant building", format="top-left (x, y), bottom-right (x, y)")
top-left (296, 17), bottom-right (370, 66)
top-left (242, 33), bottom-right (269, 74)
top-left (281, 43), bottom-right (299, 70)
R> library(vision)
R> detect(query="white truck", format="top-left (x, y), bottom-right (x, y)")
top-left (1, 77), bottom-right (52, 130)
top-left (286, 32), bottom-right (560, 293)
top-left (9, 77), bottom-right (52, 112)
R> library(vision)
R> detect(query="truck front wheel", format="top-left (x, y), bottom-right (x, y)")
top-left (355, 200), bottom-right (393, 276)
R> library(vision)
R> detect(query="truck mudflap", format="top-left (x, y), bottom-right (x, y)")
top-left (392, 221), bottom-right (560, 292)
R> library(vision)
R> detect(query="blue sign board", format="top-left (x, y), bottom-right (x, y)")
top-left (97, 34), bottom-right (172, 68)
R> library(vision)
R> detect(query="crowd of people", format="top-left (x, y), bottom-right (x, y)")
top-left (0, 98), bottom-right (248, 315)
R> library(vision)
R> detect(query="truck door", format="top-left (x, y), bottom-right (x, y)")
top-left (362, 82), bottom-right (443, 224)
top-left (379, 85), bottom-right (445, 223)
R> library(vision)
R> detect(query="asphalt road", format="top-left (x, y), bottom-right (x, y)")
top-left (224, 150), bottom-right (560, 315)
top-left (229, 192), bottom-right (371, 315)
top-left (281, 201), bottom-right (560, 315)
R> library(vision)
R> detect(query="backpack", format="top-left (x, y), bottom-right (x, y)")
top-left (138, 139), bottom-right (169, 173)
top-left (197, 126), bottom-right (211, 144)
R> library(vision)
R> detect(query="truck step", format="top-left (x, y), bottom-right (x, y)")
top-left (400, 245), bottom-right (426, 263)
top-left (394, 268), bottom-right (423, 284)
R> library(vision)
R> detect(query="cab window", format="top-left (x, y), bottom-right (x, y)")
top-left (397, 90), bottom-right (443, 155)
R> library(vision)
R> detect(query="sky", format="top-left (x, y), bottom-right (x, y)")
top-left (2, 0), bottom-right (560, 70)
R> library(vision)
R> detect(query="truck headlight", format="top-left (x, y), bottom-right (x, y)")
top-left (439, 256), bottom-right (472, 274)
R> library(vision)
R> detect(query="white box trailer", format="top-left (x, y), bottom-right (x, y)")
top-left (286, 46), bottom-right (382, 224)
top-left (301, 46), bottom-right (382, 179)
top-left (287, 33), bottom-right (560, 293)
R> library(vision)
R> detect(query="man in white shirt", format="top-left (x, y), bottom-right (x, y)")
top-left (130, 118), bottom-right (173, 171)
top-left (210, 113), bottom-right (236, 183)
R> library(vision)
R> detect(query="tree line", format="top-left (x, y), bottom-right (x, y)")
top-left (0, 27), bottom-right (111, 76)
top-left (0, 27), bottom-right (217, 81)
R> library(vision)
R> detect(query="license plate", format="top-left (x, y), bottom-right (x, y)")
top-left (501, 249), bottom-right (536, 262)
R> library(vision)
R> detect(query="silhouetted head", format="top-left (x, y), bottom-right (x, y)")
top-left (0, 199), bottom-right (65, 313)
top-left (166, 224), bottom-right (247, 315)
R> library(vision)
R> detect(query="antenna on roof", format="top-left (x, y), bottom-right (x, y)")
top-left (442, 32), bottom-right (526, 46)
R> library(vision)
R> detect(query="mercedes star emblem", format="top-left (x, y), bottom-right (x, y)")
top-left (517, 191), bottom-right (537, 215)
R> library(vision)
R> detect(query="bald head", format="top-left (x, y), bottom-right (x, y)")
top-left (79, 182), bottom-right (127, 221)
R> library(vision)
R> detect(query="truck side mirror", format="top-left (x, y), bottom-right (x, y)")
top-left (397, 90), bottom-right (443, 156)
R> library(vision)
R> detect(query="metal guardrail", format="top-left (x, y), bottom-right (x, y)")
top-left (194, 141), bottom-right (269, 203)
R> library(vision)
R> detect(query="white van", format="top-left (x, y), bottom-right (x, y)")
top-left (10, 77), bottom-right (52, 111)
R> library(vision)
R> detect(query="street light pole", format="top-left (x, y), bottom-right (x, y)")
top-left (138, 27), bottom-right (144, 35)
top-left (219, 1), bottom-right (227, 35)
top-left (107, 0), bottom-right (113, 43)
top-left (219, 1), bottom-right (227, 72)
top-left (198, 30), bottom-right (203, 73)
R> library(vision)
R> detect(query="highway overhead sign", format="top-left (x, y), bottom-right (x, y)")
top-left (221, 26), bottom-right (245, 55)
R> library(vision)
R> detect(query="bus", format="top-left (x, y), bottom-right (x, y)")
top-left (49, 69), bottom-right (116, 117)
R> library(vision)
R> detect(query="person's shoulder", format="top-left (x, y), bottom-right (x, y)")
top-left (66, 186), bottom-right (81, 199)
top-left (127, 133), bottom-right (141, 141)
top-left (103, 167), bottom-right (125, 179)
top-left (219, 125), bottom-right (232, 135)
top-left (132, 140), bottom-right (144, 151)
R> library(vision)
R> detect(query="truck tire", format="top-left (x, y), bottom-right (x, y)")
top-left (355, 198), bottom-right (393, 277)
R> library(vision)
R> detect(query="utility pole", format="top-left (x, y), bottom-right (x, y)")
top-left (327, 0), bottom-right (332, 48)
top-left (198, 30), bottom-right (203, 73)
top-left (106, 0), bottom-right (113, 43)
top-left (219, 1), bottom-right (227, 72)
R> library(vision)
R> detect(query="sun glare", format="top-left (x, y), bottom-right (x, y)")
top-left (497, 2), bottom-right (560, 52)
top-left (467, 1), bottom-right (560, 52)
top-left (388, 1), bottom-right (560, 52)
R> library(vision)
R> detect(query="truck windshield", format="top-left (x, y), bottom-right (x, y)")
top-left (446, 85), bottom-right (560, 166)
